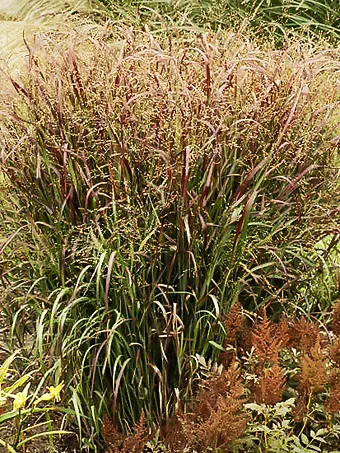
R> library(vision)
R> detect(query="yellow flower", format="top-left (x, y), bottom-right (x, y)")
top-left (34, 381), bottom-right (64, 406)
top-left (47, 382), bottom-right (64, 402)
top-left (11, 383), bottom-right (30, 411)
top-left (13, 392), bottom-right (26, 410)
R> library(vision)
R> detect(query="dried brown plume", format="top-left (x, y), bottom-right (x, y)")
top-left (224, 301), bottom-right (245, 346)
top-left (102, 411), bottom-right (149, 453)
top-left (164, 411), bottom-right (195, 453)
top-left (166, 361), bottom-right (247, 452)
top-left (289, 317), bottom-right (321, 352)
top-left (251, 312), bottom-right (283, 367)
top-left (331, 300), bottom-right (340, 336)
top-left (329, 337), bottom-right (340, 365)
top-left (326, 369), bottom-right (340, 413)
top-left (298, 336), bottom-right (328, 396)
top-left (220, 301), bottom-right (245, 366)
top-left (254, 363), bottom-right (287, 406)
top-left (195, 362), bottom-right (247, 452)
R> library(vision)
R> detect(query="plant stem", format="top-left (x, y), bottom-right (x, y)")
top-left (298, 390), bottom-right (313, 437)
top-left (14, 409), bottom-right (23, 451)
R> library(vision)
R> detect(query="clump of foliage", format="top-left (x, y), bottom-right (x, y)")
top-left (0, 25), bottom-right (339, 449)
top-left (138, 301), bottom-right (340, 453)
top-left (98, 0), bottom-right (340, 43)
top-left (0, 352), bottom-right (69, 452)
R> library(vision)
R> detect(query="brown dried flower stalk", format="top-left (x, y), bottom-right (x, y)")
top-left (293, 394), bottom-right (309, 422)
top-left (331, 300), bottom-right (340, 336)
top-left (224, 301), bottom-right (245, 346)
top-left (102, 414), bottom-right (123, 452)
top-left (165, 411), bottom-right (195, 453)
top-left (102, 412), bottom-right (149, 453)
top-left (196, 394), bottom-right (248, 452)
top-left (251, 312), bottom-right (282, 366)
top-left (326, 369), bottom-right (340, 413)
top-left (194, 361), bottom-right (242, 420)
top-left (254, 363), bottom-right (287, 406)
top-left (298, 336), bottom-right (328, 396)
top-left (275, 315), bottom-right (290, 348)
top-left (289, 317), bottom-right (321, 352)
top-left (122, 411), bottom-right (149, 453)
top-left (220, 301), bottom-right (245, 366)
top-left (195, 363), bottom-right (247, 452)
top-left (329, 337), bottom-right (340, 365)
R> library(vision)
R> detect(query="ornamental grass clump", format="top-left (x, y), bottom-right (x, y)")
top-left (0, 25), bottom-right (339, 448)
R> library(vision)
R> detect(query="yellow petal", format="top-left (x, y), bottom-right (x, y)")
top-left (34, 392), bottom-right (54, 406)
top-left (47, 382), bottom-right (64, 402)
top-left (34, 381), bottom-right (64, 406)
top-left (13, 392), bottom-right (26, 410)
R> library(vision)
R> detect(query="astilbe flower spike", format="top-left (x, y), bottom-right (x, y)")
top-left (289, 317), bottom-right (321, 352)
top-left (329, 336), bottom-right (340, 368)
top-left (195, 363), bottom-right (247, 452)
top-left (331, 300), bottom-right (340, 336)
top-left (102, 411), bottom-right (149, 453)
top-left (299, 335), bottom-right (328, 396)
top-left (220, 301), bottom-right (245, 367)
top-left (254, 363), bottom-right (287, 406)
top-left (326, 369), bottom-right (340, 413)
top-left (251, 312), bottom-right (282, 367)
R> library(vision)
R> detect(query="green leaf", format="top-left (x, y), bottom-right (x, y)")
top-left (308, 445), bottom-right (321, 451)
top-left (315, 428), bottom-right (328, 437)
top-left (4, 374), bottom-right (31, 394)
top-left (0, 410), bottom-right (19, 424)
top-left (314, 437), bottom-right (327, 444)
top-left (208, 340), bottom-right (224, 351)
top-left (0, 352), bottom-right (19, 383)
top-left (244, 403), bottom-right (265, 414)
top-left (17, 430), bottom-right (73, 447)
top-left (301, 433), bottom-right (309, 445)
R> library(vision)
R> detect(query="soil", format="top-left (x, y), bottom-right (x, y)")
top-left (0, 427), bottom-right (79, 453)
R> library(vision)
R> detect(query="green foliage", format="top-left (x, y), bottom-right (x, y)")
top-left (0, 352), bottom-right (71, 452)
top-left (0, 22), bottom-right (339, 450)
top-left (98, 0), bottom-right (340, 42)
top-left (236, 399), bottom-right (340, 452)
top-left (159, 305), bottom-right (340, 453)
